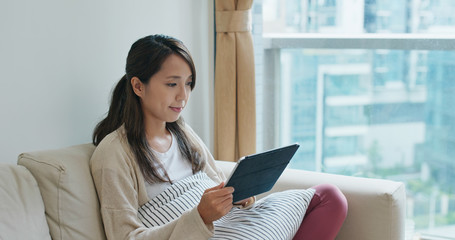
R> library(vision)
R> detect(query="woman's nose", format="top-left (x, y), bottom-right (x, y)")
top-left (176, 84), bottom-right (189, 101)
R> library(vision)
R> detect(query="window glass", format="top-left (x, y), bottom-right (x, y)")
top-left (262, 0), bottom-right (455, 34)
top-left (254, 0), bottom-right (455, 238)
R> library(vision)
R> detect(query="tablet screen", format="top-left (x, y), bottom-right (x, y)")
top-left (225, 143), bottom-right (299, 203)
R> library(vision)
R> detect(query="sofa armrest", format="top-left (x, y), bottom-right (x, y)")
top-left (215, 160), bottom-right (406, 240)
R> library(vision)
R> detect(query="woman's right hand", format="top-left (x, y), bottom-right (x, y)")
top-left (197, 182), bottom-right (234, 225)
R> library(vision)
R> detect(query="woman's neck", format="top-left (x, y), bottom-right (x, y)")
top-left (144, 120), bottom-right (167, 137)
top-left (144, 119), bottom-right (172, 153)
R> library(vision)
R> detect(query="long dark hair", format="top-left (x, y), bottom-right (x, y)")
top-left (93, 34), bottom-right (205, 183)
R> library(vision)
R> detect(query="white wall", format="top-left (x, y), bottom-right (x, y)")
top-left (0, 0), bottom-right (214, 164)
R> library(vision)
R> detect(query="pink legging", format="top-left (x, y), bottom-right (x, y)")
top-left (293, 184), bottom-right (348, 240)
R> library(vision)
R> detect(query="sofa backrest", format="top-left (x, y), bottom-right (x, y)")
top-left (17, 144), bottom-right (106, 240)
top-left (0, 163), bottom-right (52, 240)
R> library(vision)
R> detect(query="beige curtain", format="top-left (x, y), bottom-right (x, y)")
top-left (214, 0), bottom-right (256, 161)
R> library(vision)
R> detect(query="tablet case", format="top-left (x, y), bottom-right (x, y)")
top-left (225, 143), bottom-right (300, 203)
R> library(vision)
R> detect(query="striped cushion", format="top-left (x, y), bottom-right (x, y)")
top-left (138, 172), bottom-right (315, 240)
top-left (138, 172), bottom-right (216, 226)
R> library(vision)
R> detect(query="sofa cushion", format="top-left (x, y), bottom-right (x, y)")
top-left (18, 144), bottom-right (106, 240)
top-left (0, 164), bottom-right (51, 240)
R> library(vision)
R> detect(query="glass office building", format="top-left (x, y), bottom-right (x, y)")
top-left (255, 0), bottom-right (455, 237)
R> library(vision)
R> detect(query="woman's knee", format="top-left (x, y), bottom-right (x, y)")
top-left (312, 183), bottom-right (348, 219)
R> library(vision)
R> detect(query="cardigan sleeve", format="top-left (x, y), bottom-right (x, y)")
top-left (90, 131), bottom-right (213, 240)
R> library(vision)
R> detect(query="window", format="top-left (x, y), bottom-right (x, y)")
top-left (253, 0), bottom-right (455, 238)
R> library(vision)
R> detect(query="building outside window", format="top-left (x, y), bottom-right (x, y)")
top-left (253, 0), bottom-right (455, 238)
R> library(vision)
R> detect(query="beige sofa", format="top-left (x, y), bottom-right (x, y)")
top-left (0, 144), bottom-right (406, 240)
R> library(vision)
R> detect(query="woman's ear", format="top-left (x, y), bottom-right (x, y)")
top-left (131, 77), bottom-right (144, 97)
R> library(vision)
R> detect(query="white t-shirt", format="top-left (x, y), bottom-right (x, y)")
top-left (145, 133), bottom-right (193, 199)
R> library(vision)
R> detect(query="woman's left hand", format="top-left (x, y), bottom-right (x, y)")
top-left (234, 196), bottom-right (255, 207)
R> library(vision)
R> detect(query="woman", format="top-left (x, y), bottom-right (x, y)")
top-left (91, 34), bottom-right (347, 240)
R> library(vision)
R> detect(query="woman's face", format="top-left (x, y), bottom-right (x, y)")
top-left (135, 54), bottom-right (193, 125)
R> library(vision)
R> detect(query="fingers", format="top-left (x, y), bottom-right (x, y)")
top-left (198, 183), bottom-right (235, 225)
top-left (203, 195), bottom-right (233, 223)
top-left (204, 182), bottom-right (224, 193)
top-left (219, 195), bottom-right (234, 212)
top-left (205, 182), bottom-right (234, 198)
top-left (234, 196), bottom-right (250, 205)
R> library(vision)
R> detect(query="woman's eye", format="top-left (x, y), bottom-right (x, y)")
top-left (186, 81), bottom-right (193, 86)
top-left (166, 83), bottom-right (177, 87)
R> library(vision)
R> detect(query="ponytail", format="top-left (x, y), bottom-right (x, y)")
top-left (92, 75), bottom-right (127, 145)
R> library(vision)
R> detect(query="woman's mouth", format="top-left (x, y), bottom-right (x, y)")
top-left (170, 107), bottom-right (183, 113)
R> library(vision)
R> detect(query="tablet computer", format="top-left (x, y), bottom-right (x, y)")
top-left (225, 143), bottom-right (300, 203)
